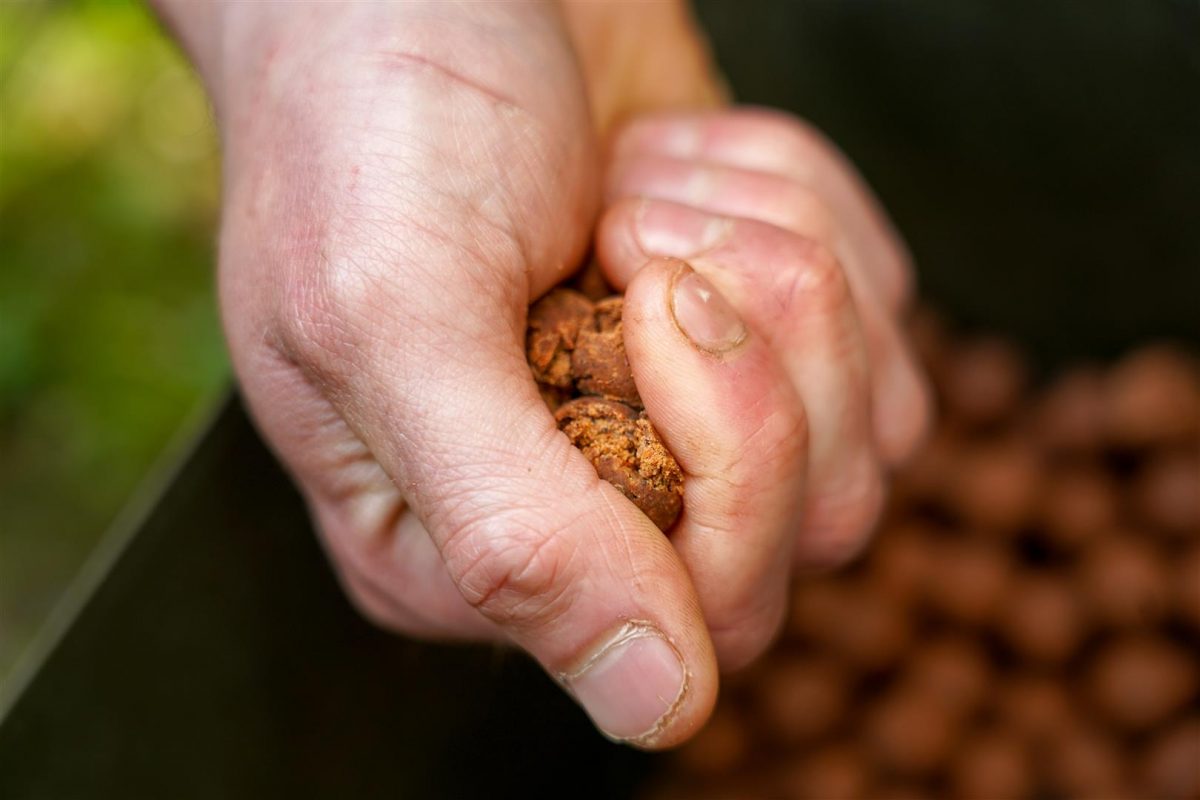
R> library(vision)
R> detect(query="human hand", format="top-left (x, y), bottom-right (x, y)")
top-left (155, 1), bottom-right (928, 749)
top-left (601, 108), bottom-right (932, 566)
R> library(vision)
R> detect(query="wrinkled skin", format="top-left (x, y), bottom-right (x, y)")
top-left (154, 0), bottom-right (930, 748)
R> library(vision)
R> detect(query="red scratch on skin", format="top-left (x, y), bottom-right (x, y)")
top-left (378, 50), bottom-right (519, 109)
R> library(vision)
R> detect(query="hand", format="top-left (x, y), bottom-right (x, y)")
top-left (601, 109), bottom-right (932, 566)
top-left (155, 1), bottom-right (928, 749)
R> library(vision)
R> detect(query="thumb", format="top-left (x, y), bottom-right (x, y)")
top-left (288, 287), bottom-right (717, 748)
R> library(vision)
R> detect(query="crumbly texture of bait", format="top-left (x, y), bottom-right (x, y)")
top-left (526, 289), bottom-right (684, 530)
top-left (553, 397), bottom-right (683, 531)
top-left (571, 296), bottom-right (641, 407)
top-left (526, 288), bottom-right (595, 389)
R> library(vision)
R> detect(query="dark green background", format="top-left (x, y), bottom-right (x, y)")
top-left (0, 0), bottom-right (223, 682)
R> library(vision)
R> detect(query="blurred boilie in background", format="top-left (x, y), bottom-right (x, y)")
top-left (648, 317), bottom-right (1199, 800)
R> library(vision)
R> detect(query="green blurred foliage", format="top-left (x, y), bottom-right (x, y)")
top-left (0, 0), bottom-right (226, 684)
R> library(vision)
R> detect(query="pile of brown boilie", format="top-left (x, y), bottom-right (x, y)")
top-left (527, 287), bottom-right (684, 531)
top-left (643, 312), bottom-right (1200, 800)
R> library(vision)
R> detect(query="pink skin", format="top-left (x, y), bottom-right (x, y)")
top-left (602, 198), bottom-right (882, 567)
top-left (623, 260), bottom-right (809, 666)
top-left (152, 2), bottom-right (928, 748)
top-left (605, 111), bottom-right (932, 464)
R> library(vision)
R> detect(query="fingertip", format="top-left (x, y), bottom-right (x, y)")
top-left (441, 493), bottom-right (720, 749)
top-left (597, 197), bottom-right (735, 293)
top-left (873, 332), bottom-right (936, 466)
top-left (627, 625), bottom-right (721, 750)
top-left (595, 196), bottom-right (649, 290)
top-left (794, 458), bottom-right (886, 573)
top-left (876, 358), bottom-right (935, 466)
top-left (621, 254), bottom-right (679, 321)
top-left (607, 112), bottom-right (704, 164)
top-left (707, 589), bottom-right (789, 672)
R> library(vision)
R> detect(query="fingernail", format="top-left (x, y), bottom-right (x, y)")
top-left (561, 621), bottom-right (688, 744)
top-left (671, 267), bottom-right (747, 353)
top-left (634, 198), bottom-right (732, 259)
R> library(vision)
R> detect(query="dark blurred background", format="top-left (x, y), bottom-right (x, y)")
top-left (700, 0), bottom-right (1200, 365)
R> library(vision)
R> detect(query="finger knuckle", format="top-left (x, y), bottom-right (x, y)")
top-left (734, 108), bottom-right (829, 162)
top-left (886, 254), bottom-right (917, 312)
top-left (273, 258), bottom-right (376, 379)
top-left (610, 117), bottom-right (644, 149)
top-left (911, 374), bottom-right (935, 446)
top-left (774, 239), bottom-right (851, 318)
top-left (314, 516), bottom-right (415, 632)
top-left (442, 515), bottom-right (578, 631)
top-left (779, 183), bottom-right (837, 239)
top-left (739, 405), bottom-right (809, 488)
top-left (696, 408), bottom-right (807, 533)
top-left (799, 466), bottom-right (886, 569)
top-left (612, 116), bottom-right (667, 154)
top-left (338, 569), bottom-right (417, 634)
top-left (708, 592), bottom-right (788, 670)
top-left (894, 368), bottom-right (936, 462)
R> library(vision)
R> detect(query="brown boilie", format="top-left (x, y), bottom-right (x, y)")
top-left (527, 288), bottom-right (683, 530)
top-left (554, 397), bottom-right (683, 531)
top-left (526, 287), bottom-right (594, 391)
